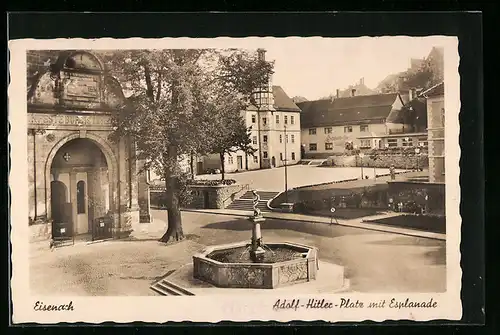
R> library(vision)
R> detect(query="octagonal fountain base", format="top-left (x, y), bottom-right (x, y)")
top-left (193, 241), bottom-right (319, 289)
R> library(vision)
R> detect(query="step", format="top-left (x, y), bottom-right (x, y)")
top-left (239, 193), bottom-right (279, 201)
top-left (227, 200), bottom-right (270, 207)
top-left (151, 279), bottom-right (195, 296)
top-left (226, 207), bottom-right (270, 212)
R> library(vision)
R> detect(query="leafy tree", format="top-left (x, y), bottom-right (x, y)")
top-left (206, 50), bottom-right (273, 179)
top-left (210, 109), bottom-right (256, 180)
top-left (104, 49), bottom-right (272, 243)
top-left (379, 58), bottom-right (443, 93)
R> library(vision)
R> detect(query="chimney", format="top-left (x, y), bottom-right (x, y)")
top-left (351, 89), bottom-right (356, 97)
top-left (257, 48), bottom-right (266, 61)
top-left (336, 89), bottom-right (340, 98)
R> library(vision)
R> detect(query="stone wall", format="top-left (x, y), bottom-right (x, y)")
top-left (188, 184), bottom-right (249, 209)
top-left (326, 154), bottom-right (428, 169)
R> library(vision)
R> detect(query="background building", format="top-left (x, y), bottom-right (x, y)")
top-left (297, 92), bottom-right (426, 157)
top-left (201, 49), bottom-right (301, 173)
top-left (424, 82), bottom-right (445, 183)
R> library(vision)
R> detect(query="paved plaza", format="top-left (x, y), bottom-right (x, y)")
top-left (197, 165), bottom-right (406, 191)
top-left (30, 210), bottom-right (446, 296)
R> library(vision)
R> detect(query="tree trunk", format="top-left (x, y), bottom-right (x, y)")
top-left (219, 152), bottom-right (225, 181)
top-left (190, 151), bottom-right (195, 180)
top-left (159, 146), bottom-right (185, 243)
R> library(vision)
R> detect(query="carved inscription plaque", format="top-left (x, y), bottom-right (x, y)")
top-left (64, 73), bottom-right (99, 99)
top-left (28, 114), bottom-right (113, 127)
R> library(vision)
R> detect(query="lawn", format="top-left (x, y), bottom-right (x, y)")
top-left (299, 208), bottom-right (384, 220)
top-left (365, 214), bottom-right (446, 234)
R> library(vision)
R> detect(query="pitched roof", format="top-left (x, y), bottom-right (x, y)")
top-left (297, 93), bottom-right (399, 128)
top-left (272, 85), bottom-right (301, 112)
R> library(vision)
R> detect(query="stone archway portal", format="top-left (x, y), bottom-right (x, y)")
top-left (45, 133), bottom-right (118, 237)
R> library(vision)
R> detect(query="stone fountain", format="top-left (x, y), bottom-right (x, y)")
top-left (192, 190), bottom-right (321, 289)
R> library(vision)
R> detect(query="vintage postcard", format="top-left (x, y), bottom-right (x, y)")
top-left (9, 36), bottom-right (461, 323)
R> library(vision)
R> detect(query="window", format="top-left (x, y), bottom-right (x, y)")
top-left (251, 115), bottom-right (256, 123)
top-left (285, 134), bottom-right (289, 143)
top-left (344, 126), bottom-right (353, 133)
top-left (309, 143), bottom-right (317, 151)
top-left (77, 180), bottom-right (86, 214)
top-left (309, 128), bottom-right (317, 135)
top-left (284, 115), bottom-right (288, 124)
top-left (324, 127), bottom-right (332, 134)
top-left (291, 134), bottom-right (295, 143)
top-left (253, 156), bottom-right (258, 163)
top-left (291, 115), bottom-right (295, 124)
top-left (279, 135), bottom-right (282, 143)
top-left (228, 156), bottom-right (234, 164)
top-left (252, 136), bottom-right (257, 145)
top-left (387, 139), bottom-right (398, 147)
top-left (263, 135), bottom-right (268, 143)
top-left (360, 125), bottom-right (369, 132)
top-left (280, 153), bottom-right (283, 161)
top-left (276, 115), bottom-right (279, 124)
top-left (263, 117), bottom-right (267, 125)
top-left (325, 142), bottom-right (333, 150)
top-left (263, 151), bottom-right (268, 159)
top-left (291, 152), bottom-right (296, 160)
top-left (360, 139), bottom-right (371, 148)
top-left (402, 138), bottom-right (414, 147)
top-left (441, 108), bottom-right (445, 127)
top-left (418, 137), bottom-right (428, 147)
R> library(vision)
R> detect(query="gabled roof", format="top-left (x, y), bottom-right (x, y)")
top-left (297, 93), bottom-right (399, 128)
top-left (272, 85), bottom-right (301, 112)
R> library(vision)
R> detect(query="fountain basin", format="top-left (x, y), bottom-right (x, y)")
top-left (193, 241), bottom-right (318, 289)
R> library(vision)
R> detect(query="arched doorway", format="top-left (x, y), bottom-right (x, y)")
top-left (50, 138), bottom-right (110, 237)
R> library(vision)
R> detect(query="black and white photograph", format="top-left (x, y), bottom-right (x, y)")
top-left (9, 35), bottom-right (461, 323)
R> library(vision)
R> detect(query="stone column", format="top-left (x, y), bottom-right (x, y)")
top-left (69, 172), bottom-right (77, 235)
top-left (34, 133), bottom-right (48, 219)
top-left (129, 142), bottom-right (139, 210)
top-left (27, 132), bottom-right (36, 220)
top-left (137, 159), bottom-right (151, 223)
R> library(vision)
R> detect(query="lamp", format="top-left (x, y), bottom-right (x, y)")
top-left (358, 152), bottom-right (365, 179)
top-left (415, 147), bottom-right (421, 171)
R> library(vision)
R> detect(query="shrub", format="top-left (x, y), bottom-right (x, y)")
top-left (187, 179), bottom-right (237, 186)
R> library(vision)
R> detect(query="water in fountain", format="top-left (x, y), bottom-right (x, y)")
top-left (207, 245), bottom-right (305, 264)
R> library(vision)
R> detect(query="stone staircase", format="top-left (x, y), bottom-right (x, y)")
top-left (150, 278), bottom-right (195, 296)
top-left (226, 190), bottom-right (279, 212)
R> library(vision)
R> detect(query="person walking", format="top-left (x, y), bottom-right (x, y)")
top-left (389, 164), bottom-right (396, 181)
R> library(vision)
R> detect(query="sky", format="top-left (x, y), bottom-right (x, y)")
top-left (256, 37), bottom-right (445, 100)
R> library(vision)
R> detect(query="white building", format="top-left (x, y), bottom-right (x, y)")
top-left (298, 92), bottom-right (412, 157)
top-left (202, 49), bottom-right (302, 173)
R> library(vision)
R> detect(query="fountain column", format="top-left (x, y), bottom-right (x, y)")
top-left (249, 190), bottom-right (265, 261)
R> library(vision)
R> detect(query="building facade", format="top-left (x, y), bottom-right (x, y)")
top-left (424, 82), bottom-right (445, 183)
top-left (201, 49), bottom-right (301, 173)
top-left (297, 92), bottom-right (420, 157)
top-left (27, 50), bottom-right (151, 240)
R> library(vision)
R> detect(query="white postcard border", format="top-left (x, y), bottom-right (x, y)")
top-left (9, 36), bottom-right (462, 323)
